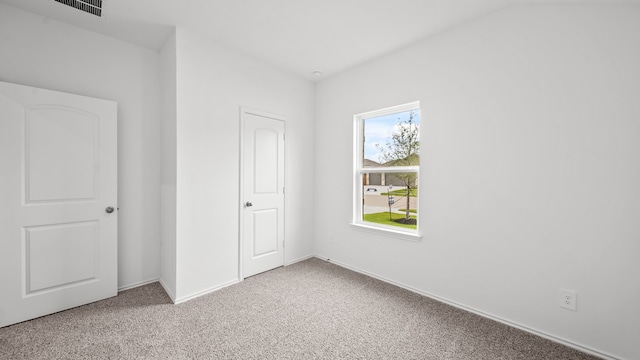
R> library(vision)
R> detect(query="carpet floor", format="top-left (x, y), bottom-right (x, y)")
top-left (0, 258), bottom-right (600, 359)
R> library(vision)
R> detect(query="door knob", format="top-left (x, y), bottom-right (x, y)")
top-left (245, 202), bottom-right (253, 207)
top-left (105, 206), bottom-right (115, 214)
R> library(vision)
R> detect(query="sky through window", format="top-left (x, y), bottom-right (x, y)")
top-left (363, 110), bottom-right (420, 163)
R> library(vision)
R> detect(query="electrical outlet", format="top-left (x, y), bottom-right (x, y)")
top-left (559, 289), bottom-right (577, 311)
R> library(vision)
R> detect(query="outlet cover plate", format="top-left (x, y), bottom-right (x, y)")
top-left (559, 289), bottom-right (577, 311)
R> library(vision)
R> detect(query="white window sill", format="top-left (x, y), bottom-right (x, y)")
top-left (349, 222), bottom-right (422, 242)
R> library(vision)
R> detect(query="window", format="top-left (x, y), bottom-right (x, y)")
top-left (353, 102), bottom-right (421, 239)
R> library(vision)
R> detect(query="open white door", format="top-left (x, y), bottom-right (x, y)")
top-left (0, 81), bottom-right (117, 327)
top-left (241, 109), bottom-right (285, 278)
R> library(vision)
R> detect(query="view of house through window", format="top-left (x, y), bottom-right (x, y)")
top-left (355, 102), bottom-right (420, 233)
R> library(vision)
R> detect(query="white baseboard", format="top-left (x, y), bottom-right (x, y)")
top-left (159, 254), bottom-right (314, 304)
top-left (173, 279), bottom-right (240, 304)
top-left (118, 278), bottom-right (160, 292)
top-left (314, 255), bottom-right (617, 360)
top-left (159, 279), bottom-right (177, 304)
top-left (285, 254), bottom-right (314, 266)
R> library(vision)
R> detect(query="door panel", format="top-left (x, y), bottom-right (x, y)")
top-left (0, 81), bottom-right (117, 328)
top-left (242, 110), bottom-right (285, 278)
top-left (25, 221), bottom-right (98, 294)
top-left (252, 209), bottom-right (278, 257)
top-left (253, 128), bottom-right (279, 194)
top-left (25, 106), bottom-right (98, 202)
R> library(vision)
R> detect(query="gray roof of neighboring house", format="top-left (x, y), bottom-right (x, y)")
top-left (363, 158), bottom-right (382, 168)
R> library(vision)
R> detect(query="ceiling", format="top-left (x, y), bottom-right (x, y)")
top-left (1, 0), bottom-right (638, 81)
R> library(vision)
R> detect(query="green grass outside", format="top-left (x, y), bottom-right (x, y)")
top-left (399, 209), bottom-right (417, 213)
top-left (380, 188), bottom-right (418, 197)
top-left (363, 212), bottom-right (417, 230)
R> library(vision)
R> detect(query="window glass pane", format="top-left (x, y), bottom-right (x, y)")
top-left (363, 110), bottom-right (420, 168)
top-left (355, 103), bottom-right (420, 235)
top-left (362, 173), bottom-right (418, 230)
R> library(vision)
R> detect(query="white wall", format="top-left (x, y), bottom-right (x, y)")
top-left (170, 28), bottom-right (315, 301)
top-left (0, 3), bottom-right (162, 290)
top-left (314, 4), bottom-right (640, 360)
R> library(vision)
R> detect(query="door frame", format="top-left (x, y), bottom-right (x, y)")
top-left (238, 107), bottom-right (286, 280)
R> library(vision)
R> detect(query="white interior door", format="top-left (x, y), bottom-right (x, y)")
top-left (0, 81), bottom-right (117, 328)
top-left (241, 109), bottom-right (285, 278)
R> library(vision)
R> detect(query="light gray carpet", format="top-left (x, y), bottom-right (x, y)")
top-left (1, 258), bottom-right (600, 359)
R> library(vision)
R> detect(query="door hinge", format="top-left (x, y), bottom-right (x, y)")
top-left (283, 187), bottom-right (285, 195)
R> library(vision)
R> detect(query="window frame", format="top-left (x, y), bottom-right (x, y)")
top-left (351, 101), bottom-right (422, 241)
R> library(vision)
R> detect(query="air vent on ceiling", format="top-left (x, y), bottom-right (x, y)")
top-left (54, 0), bottom-right (102, 17)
